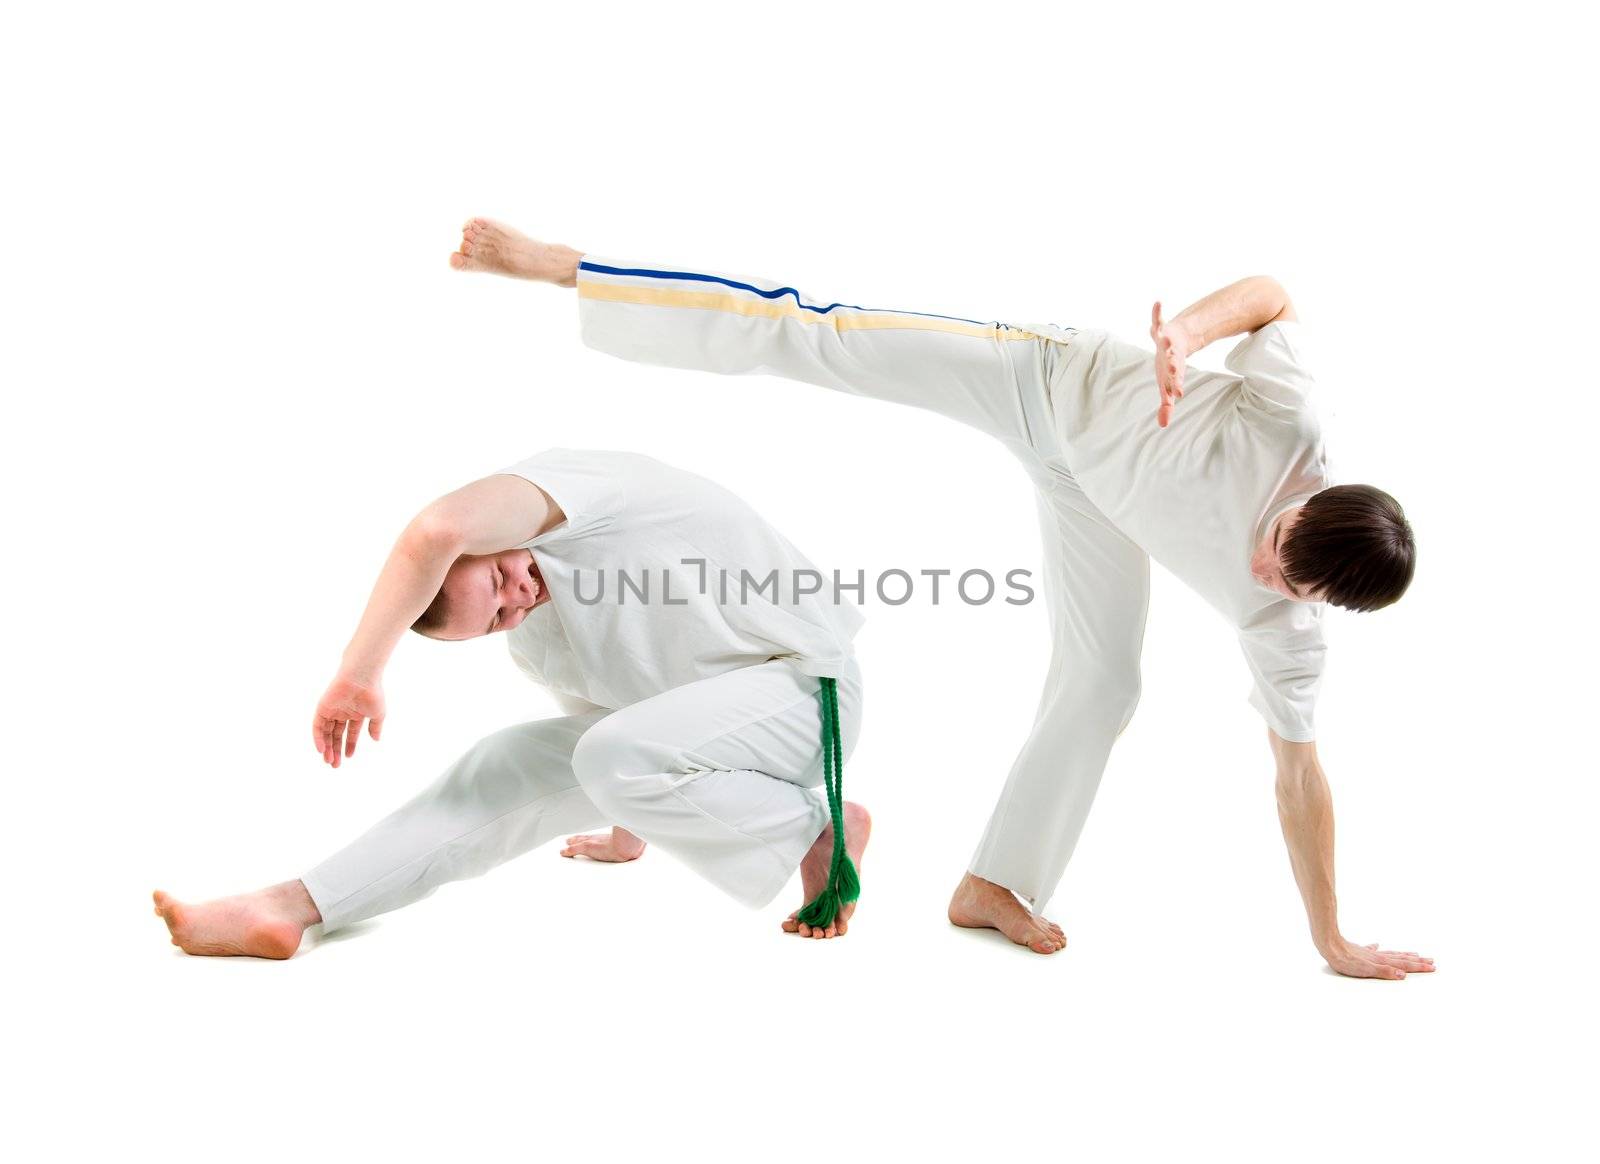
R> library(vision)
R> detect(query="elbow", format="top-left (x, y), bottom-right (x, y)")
top-left (1251, 276), bottom-right (1294, 323)
top-left (403, 507), bottom-right (467, 559)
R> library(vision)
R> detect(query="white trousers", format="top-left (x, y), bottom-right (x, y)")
top-left (577, 259), bottom-right (1148, 913)
top-left (302, 659), bottom-right (862, 931)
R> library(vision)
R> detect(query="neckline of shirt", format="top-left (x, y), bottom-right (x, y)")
top-left (1256, 492), bottom-right (1314, 549)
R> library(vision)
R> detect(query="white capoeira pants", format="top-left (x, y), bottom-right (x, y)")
top-left (576, 258), bottom-right (1149, 913)
top-left (302, 659), bottom-right (862, 931)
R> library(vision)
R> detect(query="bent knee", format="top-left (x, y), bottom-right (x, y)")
top-left (439, 720), bottom-right (584, 801)
top-left (569, 720), bottom-right (666, 801)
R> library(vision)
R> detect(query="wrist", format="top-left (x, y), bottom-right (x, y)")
top-left (1168, 315), bottom-right (1202, 357)
top-left (1313, 928), bottom-right (1346, 959)
top-left (338, 651), bottom-right (386, 687)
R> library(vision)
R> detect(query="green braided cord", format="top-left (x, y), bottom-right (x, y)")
top-left (796, 676), bottom-right (859, 928)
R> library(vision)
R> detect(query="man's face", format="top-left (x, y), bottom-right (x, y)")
top-left (1250, 507), bottom-right (1323, 603)
top-left (431, 549), bottom-right (549, 640)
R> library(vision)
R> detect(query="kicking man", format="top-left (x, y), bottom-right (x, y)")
top-left (450, 219), bottom-right (1431, 979)
top-left (154, 448), bottom-right (870, 957)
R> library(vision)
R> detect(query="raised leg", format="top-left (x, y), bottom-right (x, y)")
top-left (450, 219), bottom-right (1063, 451)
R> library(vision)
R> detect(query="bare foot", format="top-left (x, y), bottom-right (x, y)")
top-left (947, 872), bottom-right (1066, 955)
top-left (152, 881), bottom-right (320, 960)
top-left (560, 826), bottom-right (647, 862)
top-left (782, 802), bottom-right (872, 940)
top-left (449, 217), bottom-right (582, 285)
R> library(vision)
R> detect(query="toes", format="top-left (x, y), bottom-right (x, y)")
top-left (449, 251), bottom-right (467, 270)
top-left (1022, 924), bottom-right (1065, 954)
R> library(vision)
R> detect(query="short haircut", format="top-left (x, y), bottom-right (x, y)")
top-left (410, 585), bottom-right (452, 639)
top-left (1281, 484), bottom-right (1416, 612)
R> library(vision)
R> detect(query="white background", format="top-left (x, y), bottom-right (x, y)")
top-left (4, 2), bottom-right (1595, 1159)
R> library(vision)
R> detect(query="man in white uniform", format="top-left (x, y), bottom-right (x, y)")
top-left (153, 449), bottom-right (870, 958)
top-left (448, 219), bottom-right (1431, 979)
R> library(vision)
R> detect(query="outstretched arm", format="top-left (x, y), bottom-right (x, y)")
top-left (1150, 276), bottom-right (1297, 427)
top-left (1270, 731), bottom-right (1434, 979)
top-left (313, 475), bottom-right (564, 767)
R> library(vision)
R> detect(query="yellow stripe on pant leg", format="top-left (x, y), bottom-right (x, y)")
top-left (578, 280), bottom-right (1043, 342)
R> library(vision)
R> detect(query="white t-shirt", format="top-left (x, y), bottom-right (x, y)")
top-left (497, 449), bottom-right (864, 710)
top-left (1048, 321), bottom-right (1332, 742)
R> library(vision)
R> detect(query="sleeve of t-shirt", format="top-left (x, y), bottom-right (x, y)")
top-left (1225, 320), bottom-right (1317, 416)
top-left (1236, 605), bottom-right (1327, 743)
top-left (493, 448), bottom-right (625, 543)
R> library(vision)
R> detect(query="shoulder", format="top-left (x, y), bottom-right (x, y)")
top-left (497, 449), bottom-right (627, 533)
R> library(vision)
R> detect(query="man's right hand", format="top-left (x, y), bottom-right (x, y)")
top-left (312, 672), bottom-right (386, 768)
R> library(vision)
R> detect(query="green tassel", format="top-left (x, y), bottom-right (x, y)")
top-left (796, 676), bottom-right (858, 928)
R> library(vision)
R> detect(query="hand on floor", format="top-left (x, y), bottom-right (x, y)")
top-left (1322, 937), bottom-right (1435, 980)
top-left (561, 826), bottom-right (647, 862)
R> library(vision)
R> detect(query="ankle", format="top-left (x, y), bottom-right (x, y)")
top-left (550, 245), bottom-right (582, 287)
top-left (267, 880), bottom-right (322, 928)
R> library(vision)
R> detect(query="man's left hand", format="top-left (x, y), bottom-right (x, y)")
top-left (1150, 302), bottom-right (1192, 428)
top-left (1322, 937), bottom-right (1436, 980)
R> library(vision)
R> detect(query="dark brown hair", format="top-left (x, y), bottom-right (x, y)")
top-left (1281, 484), bottom-right (1416, 612)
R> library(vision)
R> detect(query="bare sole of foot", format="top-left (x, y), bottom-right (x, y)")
top-left (782, 802), bottom-right (872, 940)
top-left (947, 872), bottom-right (1066, 955)
top-left (152, 881), bottom-right (319, 960)
top-left (449, 217), bottom-right (582, 285)
top-left (560, 826), bottom-right (647, 862)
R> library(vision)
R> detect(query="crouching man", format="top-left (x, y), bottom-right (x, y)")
top-left (154, 448), bottom-right (869, 958)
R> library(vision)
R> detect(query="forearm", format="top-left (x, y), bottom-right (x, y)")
top-left (1274, 754), bottom-right (1342, 954)
top-left (1170, 276), bottom-right (1292, 354)
top-left (339, 519), bottom-right (463, 680)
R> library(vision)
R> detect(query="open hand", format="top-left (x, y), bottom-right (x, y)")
top-left (1150, 302), bottom-right (1191, 428)
top-left (312, 672), bottom-right (386, 768)
top-left (1323, 938), bottom-right (1435, 980)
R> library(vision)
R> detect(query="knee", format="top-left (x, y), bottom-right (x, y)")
top-left (438, 720), bottom-right (579, 803)
top-left (569, 719), bottom-right (656, 809)
top-left (1111, 670), bottom-right (1143, 734)
top-left (1050, 659), bottom-right (1143, 728)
